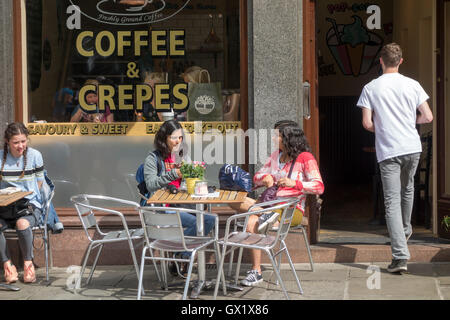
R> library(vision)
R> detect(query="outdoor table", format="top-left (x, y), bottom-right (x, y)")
top-left (0, 190), bottom-right (32, 291)
top-left (147, 188), bottom-right (248, 298)
top-left (0, 191), bottom-right (32, 207)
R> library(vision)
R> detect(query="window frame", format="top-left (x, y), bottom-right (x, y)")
top-left (13, 0), bottom-right (249, 133)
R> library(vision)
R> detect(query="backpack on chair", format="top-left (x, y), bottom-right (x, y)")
top-left (136, 150), bottom-right (164, 206)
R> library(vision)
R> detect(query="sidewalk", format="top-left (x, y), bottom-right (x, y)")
top-left (0, 262), bottom-right (449, 300)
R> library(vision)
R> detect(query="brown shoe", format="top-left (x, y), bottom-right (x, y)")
top-left (4, 262), bottom-right (19, 284)
top-left (23, 262), bottom-right (36, 283)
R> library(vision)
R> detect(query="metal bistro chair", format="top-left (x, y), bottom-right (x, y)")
top-left (225, 199), bottom-right (286, 277)
top-left (226, 198), bottom-right (315, 277)
top-left (137, 205), bottom-right (226, 300)
top-left (268, 196), bottom-right (319, 272)
top-left (70, 194), bottom-right (145, 290)
top-left (213, 198), bottom-right (303, 300)
top-left (4, 183), bottom-right (55, 283)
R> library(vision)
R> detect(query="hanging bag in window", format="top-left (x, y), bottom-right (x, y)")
top-left (187, 70), bottom-right (223, 121)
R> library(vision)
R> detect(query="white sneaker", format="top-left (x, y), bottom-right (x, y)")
top-left (240, 270), bottom-right (263, 286)
top-left (257, 212), bottom-right (279, 234)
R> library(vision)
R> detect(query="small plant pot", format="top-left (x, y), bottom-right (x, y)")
top-left (185, 178), bottom-right (200, 195)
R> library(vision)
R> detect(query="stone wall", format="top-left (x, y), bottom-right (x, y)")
top-left (0, 0), bottom-right (15, 133)
top-left (249, 0), bottom-right (303, 175)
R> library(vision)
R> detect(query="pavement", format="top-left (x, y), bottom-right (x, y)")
top-left (0, 262), bottom-right (449, 301)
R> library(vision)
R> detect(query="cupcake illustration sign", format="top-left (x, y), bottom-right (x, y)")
top-left (326, 15), bottom-right (383, 77)
top-left (68, 0), bottom-right (191, 25)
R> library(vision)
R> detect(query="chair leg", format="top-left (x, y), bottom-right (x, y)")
top-left (161, 250), bottom-right (168, 291)
top-left (78, 242), bottom-right (94, 288)
top-left (282, 241), bottom-right (303, 295)
top-left (227, 224), bottom-right (239, 277)
top-left (48, 233), bottom-right (53, 269)
top-left (234, 247), bottom-right (244, 285)
top-left (87, 243), bottom-right (103, 285)
top-left (270, 248), bottom-right (280, 286)
top-left (227, 249), bottom-right (235, 277)
top-left (137, 246), bottom-right (148, 300)
top-left (300, 226), bottom-right (314, 272)
top-left (148, 248), bottom-right (162, 283)
top-left (266, 249), bottom-right (290, 300)
top-left (214, 242), bottom-right (227, 296)
top-left (213, 244), bottom-right (228, 300)
top-left (43, 230), bottom-right (49, 282)
top-left (127, 238), bottom-right (140, 281)
top-left (183, 252), bottom-right (196, 300)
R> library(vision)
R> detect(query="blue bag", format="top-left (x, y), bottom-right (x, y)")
top-left (136, 150), bottom-right (164, 206)
top-left (218, 164), bottom-right (252, 193)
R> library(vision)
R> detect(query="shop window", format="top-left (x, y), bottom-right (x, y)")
top-left (25, 0), bottom-right (241, 124)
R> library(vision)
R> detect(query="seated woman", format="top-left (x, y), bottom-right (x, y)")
top-left (230, 121), bottom-right (324, 287)
top-left (0, 123), bottom-right (47, 284)
top-left (143, 119), bottom-right (215, 274)
top-left (70, 79), bottom-right (113, 123)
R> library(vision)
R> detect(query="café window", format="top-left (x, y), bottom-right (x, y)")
top-left (25, 0), bottom-right (242, 124)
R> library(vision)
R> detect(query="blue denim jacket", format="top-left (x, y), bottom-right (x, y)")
top-left (39, 170), bottom-right (60, 229)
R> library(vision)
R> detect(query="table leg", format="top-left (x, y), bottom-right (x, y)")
top-left (190, 204), bottom-right (244, 299)
top-left (191, 203), bottom-right (206, 299)
top-left (196, 204), bottom-right (205, 281)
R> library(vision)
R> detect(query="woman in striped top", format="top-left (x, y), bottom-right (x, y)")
top-left (0, 122), bottom-right (45, 284)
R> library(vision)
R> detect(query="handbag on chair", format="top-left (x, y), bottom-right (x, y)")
top-left (257, 154), bottom-right (298, 203)
top-left (0, 198), bottom-right (34, 221)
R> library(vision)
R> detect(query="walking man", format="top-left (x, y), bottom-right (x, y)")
top-left (357, 43), bottom-right (433, 273)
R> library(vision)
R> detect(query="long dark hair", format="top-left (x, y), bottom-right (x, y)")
top-left (279, 125), bottom-right (311, 161)
top-left (1, 122), bottom-right (29, 180)
top-left (154, 120), bottom-right (186, 159)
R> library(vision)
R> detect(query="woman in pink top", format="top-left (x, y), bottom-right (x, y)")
top-left (230, 121), bottom-right (324, 287)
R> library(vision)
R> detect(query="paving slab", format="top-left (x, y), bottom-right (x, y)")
top-left (439, 287), bottom-right (450, 300)
top-left (0, 263), bottom-right (448, 300)
top-left (347, 276), bottom-right (441, 300)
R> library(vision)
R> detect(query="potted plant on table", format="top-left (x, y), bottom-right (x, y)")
top-left (180, 161), bottom-right (206, 194)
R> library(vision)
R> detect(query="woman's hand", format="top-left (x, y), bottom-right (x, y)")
top-left (262, 175), bottom-right (274, 188)
top-left (277, 178), bottom-right (296, 188)
top-left (175, 169), bottom-right (183, 178)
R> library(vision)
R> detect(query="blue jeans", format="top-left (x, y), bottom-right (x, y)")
top-left (165, 209), bottom-right (216, 258)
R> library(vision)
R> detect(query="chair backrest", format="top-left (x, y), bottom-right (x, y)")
top-left (138, 206), bottom-right (200, 252)
top-left (71, 194), bottom-right (140, 241)
top-left (70, 195), bottom-right (98, 236)
top-left (247, 198), bottom-right (299, 247)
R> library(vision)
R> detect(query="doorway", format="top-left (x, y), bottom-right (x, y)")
top-left (436, 0), bottom-right (450, 240)
top-left (315, 0), bottom-right (435, 244)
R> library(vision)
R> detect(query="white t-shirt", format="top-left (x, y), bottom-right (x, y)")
top-left (357, 73), bottom-right (429, 163)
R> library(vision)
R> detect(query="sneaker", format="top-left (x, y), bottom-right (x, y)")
top-left (241, 270), bottom-right (263, 287)
top-left (257, 211), bottom-right (280, 234)
top-left (387, 259), bottom-right (408, 273)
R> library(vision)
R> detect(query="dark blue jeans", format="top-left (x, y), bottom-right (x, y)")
top-left (165, 207), bottom-right (215, 258)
